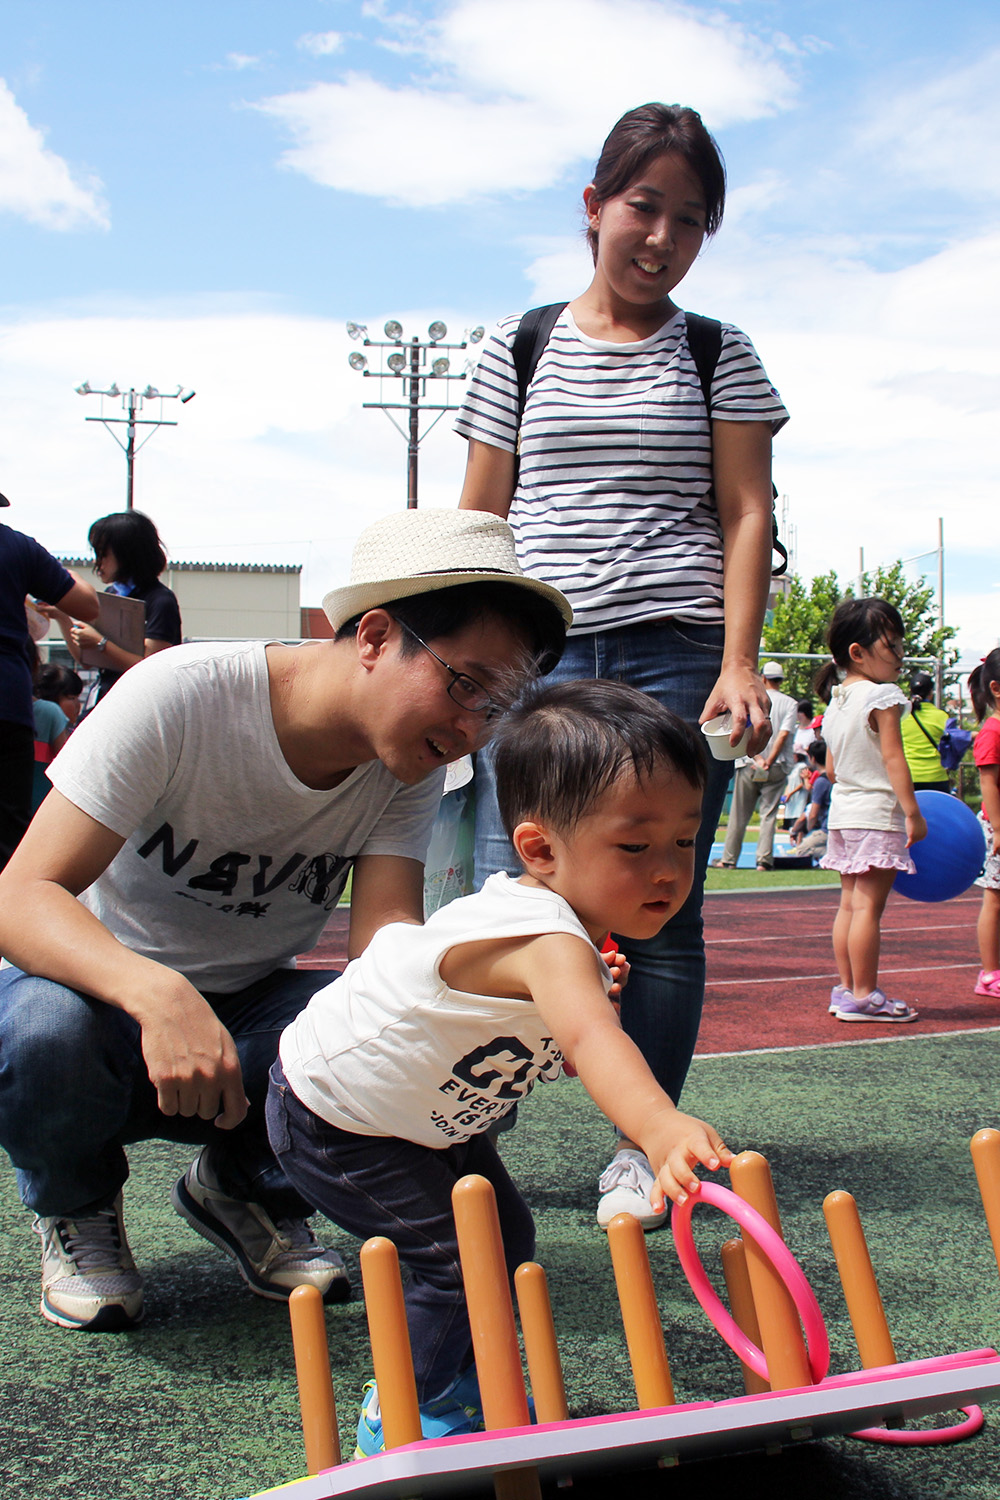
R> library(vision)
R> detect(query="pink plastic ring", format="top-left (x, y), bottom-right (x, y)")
top-left (850, 1405), bottom-right (983, 1445)
top-left (672, 1181), bottom-right (830, 1385)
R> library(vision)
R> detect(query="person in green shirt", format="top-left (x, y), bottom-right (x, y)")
top-left (900, 671), bottom-right (950, 792)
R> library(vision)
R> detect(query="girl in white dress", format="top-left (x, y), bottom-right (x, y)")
top-left (816, 599), bottom-right (927, 1022)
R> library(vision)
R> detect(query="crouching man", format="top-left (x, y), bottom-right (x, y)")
top-left (0, 509), bottom-right (568, 1329)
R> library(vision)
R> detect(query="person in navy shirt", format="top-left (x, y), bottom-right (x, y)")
top-left (0, 491), bottom-right (98, 870)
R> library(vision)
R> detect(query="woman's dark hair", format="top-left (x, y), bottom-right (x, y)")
top-left (909, 670), bottom-right (934, 707)
top-left (969, 648), bottom-right (1000, 722)
top-left (492, 678), bottom-right (705, 839)
top-left (36, 663), bottom-right (84, 702)
top-left (813, 597), bottom-right (905, 702)
top-left (88, 511), bottom-right (167, 589)
top-left (336, 580), bottom-right (566, 678)
top-left (586, 102), bottom-right (726, 260)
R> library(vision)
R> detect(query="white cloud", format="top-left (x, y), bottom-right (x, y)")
top-left (672, 223), bottom-right (1000, 659)
top-left (1, 229), bottom-right (998, 658)
top-left (256, 0), bottom-right (797, 206)
top-left (224, 53), bottom-right (262, 71)
top-left (0, 308), bottom-right (470, 603)
top-left (297, 31), bottom-right (344, 57)
top-left (857, 48), bottom-right (1000, 199)
top-left (0, 79), bottom-right (108, 231)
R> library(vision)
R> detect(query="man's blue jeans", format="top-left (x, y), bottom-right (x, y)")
top-left (267, 1062), bottom-right (535, 1403)
top-left (474, 620), bottom-right (732, 1108)
top-left (0, 964), bottom-right (340, 1217)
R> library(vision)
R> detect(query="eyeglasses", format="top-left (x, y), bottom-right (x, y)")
top-left (397, 620), bottom-right (509, 722)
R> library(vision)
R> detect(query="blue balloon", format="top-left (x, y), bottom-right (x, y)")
top-left (893, 790), bottom-right (985, 903)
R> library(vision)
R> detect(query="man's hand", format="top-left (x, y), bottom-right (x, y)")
top-left (138, 985), bottom-right (249, 1129)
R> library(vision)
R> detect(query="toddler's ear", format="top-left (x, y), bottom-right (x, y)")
top-left (512, 820), bottom-right (557, 874)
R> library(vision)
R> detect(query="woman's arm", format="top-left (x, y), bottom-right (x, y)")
top-left (67, 627), bottom-right (173, 672)
top-left (875, 706), bottom-right (927, 847)
top-left (458, 438), bottom-right (517, 518)
top-left (44, 605), bottom-right (84, 663)
top-left (702, 420), bottom-right (775, 754)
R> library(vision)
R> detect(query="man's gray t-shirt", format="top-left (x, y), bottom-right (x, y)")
top-left (49, 641), bottom-right (445, 993)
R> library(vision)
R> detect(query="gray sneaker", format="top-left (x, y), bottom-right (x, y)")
top-left (171, 1149), bottom-right (350, 1302)
top-left (34, 1194), bottom-right (144, 1331)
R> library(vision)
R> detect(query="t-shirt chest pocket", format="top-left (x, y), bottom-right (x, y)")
top-left (636, 364), bottom-right (708, 487)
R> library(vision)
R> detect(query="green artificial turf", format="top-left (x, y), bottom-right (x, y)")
top-left (704, 866), bottom-right (840, 893)
top-left (4, 1032), bottom-right (1000, 1500)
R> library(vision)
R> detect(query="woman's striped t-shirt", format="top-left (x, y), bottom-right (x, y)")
top-left (454, 307), bottom-right (789, 634)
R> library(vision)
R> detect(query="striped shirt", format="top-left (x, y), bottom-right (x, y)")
top-left (454, 307), bottom-right (788, 633)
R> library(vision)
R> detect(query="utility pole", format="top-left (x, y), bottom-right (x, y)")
top-left (75, 381), bottom-right (196, 509)
top-left (346, 320), bottom-right (484, 508)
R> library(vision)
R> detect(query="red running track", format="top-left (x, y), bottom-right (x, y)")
top-left (698, 885), bottom-right (995, 1055)
top-left (299, 886), bottom-right (997, 1058)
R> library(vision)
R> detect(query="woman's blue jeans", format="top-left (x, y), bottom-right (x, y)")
top-left (0, 964), bottom-right (340, 1217)
top-left (474, 620), bottom-right (732, 1109)
top-left (267, 1063), bottom-right (535, 1403)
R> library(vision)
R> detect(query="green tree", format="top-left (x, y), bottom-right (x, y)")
top-left (762, 570), bottom-right (842, 702)
top-left (762, 562), bottom-right (958, 703)
top-left (855, 561), bottom-right (959, 683)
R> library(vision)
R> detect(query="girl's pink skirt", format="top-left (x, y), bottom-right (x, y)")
top-left (820, 828), bottom-right (916, 876)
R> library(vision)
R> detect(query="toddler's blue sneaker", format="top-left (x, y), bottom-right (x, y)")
top-left (354, 1370), bottom-right (484, 1459)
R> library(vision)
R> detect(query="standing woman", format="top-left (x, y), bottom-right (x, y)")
top-left (48, 511), bottom-right (182, 702)
top-left (457, 103), bottom-right (788, 1229)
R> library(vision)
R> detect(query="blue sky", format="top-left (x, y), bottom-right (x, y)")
top-left (2, 0), bottom-right (998, 665)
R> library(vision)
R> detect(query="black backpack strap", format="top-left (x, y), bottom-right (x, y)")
top-left (910, 703), bottom-right (941, 752)
top-left (512, 303), bottom-right (568, 416)
top-left (684, 312), bottom-right (723, 414)
top-left (685, 310), bottom-right (787, 578)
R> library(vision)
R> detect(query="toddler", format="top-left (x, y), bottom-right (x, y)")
top-left (817, 598), bottom-right (926, 1021)
top-left (266, 678), bottom-right (731, 1454)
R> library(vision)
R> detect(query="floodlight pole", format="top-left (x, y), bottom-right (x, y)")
top-left (346, 320), bottom-right (484, 509)
top-left (75, 382), bottom-right (196, 509)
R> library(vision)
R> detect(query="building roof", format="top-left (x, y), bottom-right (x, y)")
top-left (58, 557), bottom-right (301, 575)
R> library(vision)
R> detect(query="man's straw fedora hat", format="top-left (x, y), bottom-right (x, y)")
top-left (322, 509), bottom-right (572, 631)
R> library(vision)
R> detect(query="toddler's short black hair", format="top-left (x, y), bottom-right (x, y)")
top-left (492, 679), bottom-right (705, 839)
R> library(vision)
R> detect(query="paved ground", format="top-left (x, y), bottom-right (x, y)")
top-left (698, 885), bottom-right (993, 1054)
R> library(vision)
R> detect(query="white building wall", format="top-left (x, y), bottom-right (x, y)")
top-left (59, 559), bottom-right (302, 641)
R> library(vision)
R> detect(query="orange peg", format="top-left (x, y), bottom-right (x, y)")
top-left (971, 1129), bottom-right (1000, 1278)
top-left (720, 1238), bottom-right (769, 1394)
top-left (492, 1470), bottom-right (545, 1500)
top-left (288, 1285), bottom-right (341, 1474)
top-left (822, 1191), bottom-right (896, 1370)
top-left (730, 1151), bottom-right (812, 1391)
top-left (452, 1175), bottom-right (532, 1431)
top-left (359, 1237), bottom-right (422, 1450)
top-left (607, 1212), bottom-right (675, 1409)
top-left (515, 1262), bottom-right (568, 1423)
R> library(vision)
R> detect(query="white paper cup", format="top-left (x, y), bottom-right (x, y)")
top-left (701, 713), bottom-right (751, 761)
